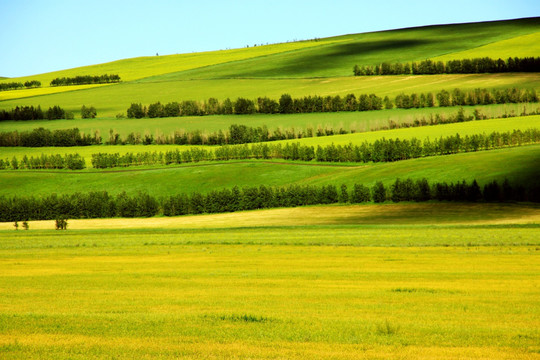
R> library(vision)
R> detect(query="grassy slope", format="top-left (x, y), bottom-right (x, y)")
top-left (1, 145), bottom-right (538, 197)
top-left (431, 31), bottom-right (540, 62)
top-left (275, 115), bottom-right (540, 146)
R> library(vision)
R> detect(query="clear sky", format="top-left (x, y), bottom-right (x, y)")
top-left (1, 0), bottom-right (539, 78)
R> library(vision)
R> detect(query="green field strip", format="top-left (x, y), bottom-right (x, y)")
top-left (431, 32), bottom-right (540, 62)
top-left (275, 115), bottom-right (540, 146)
top-left (1, 145), bottom-right (538, 197)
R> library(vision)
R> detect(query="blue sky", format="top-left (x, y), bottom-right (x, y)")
top-left (1, 0), bottom-right (539, 77)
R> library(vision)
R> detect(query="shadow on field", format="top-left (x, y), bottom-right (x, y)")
top-left (260, 39), bottom-right (432, 76)
top-left (501, 151), bottom-right (540, 188)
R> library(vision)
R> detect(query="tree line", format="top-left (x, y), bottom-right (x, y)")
top-left (126, 88), bottom-right (538, 119)
top-left (89, 129), bottom-right (539, 169)
top-left (50, 74), bottom-right (120, 86)
top-left (0, 80), bottom-right (41, 91)
top-left (127, 93), bottom-right (384, 118)
top-left (0, 105), bottom-right (97, 121)
top-left (0, 128), bottom-right (101, 147)
top-left (353, 57), bottom-right (540, 76)
top-left (395, 88), bottom-right (538, 109)
top-left (1, 178), bottom-right (538, 222)
top-left (0, 153), bottom-right (85, 170)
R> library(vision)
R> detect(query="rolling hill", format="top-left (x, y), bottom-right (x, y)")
top-left (0, 17), bottom-right (539, 117)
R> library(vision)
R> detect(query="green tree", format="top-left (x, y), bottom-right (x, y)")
top-left (383, 96), bottom-right (393, 109)
top-left (81, 105), bottom-right (97, 119)
top-left (127, 103), bottom-right (145, 118)
top-left (279, 94), bottom-right (294, 113)
top-left (372, 181), bottom-right (386, 203)
top-left (338, 184), bottom-right (349, 203)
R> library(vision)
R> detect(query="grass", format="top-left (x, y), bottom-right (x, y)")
top-left (431, 31), bottom-right (540, 62)
top-left (1, 145), bottom-right (538, 197)
top-left (0, 220), bottom-right (539, 359)
top-left (1, 102), bottom-right (538, 138)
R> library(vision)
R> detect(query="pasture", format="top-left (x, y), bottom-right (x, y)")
top-left (1, 211), bottom-right (539, 359)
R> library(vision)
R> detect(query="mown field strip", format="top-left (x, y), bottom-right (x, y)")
top-left (0, 84), bottom-right (112, 101)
